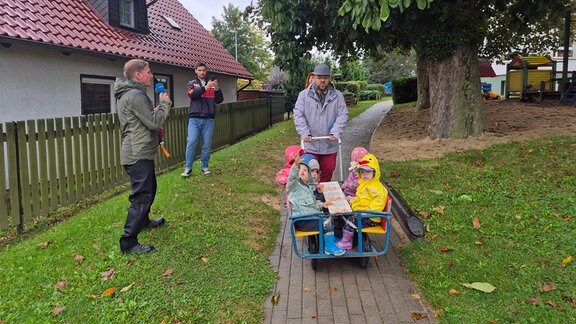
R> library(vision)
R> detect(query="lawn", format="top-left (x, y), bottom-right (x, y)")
top-left (383, 135), bottom-right (576, 322)
top-left (0, 99), bottom-right (381, 322)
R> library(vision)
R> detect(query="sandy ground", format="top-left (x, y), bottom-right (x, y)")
top-left (370, 100), bottom-right (576, 161)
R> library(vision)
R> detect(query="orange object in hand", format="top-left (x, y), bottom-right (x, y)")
top-left (160, 144), bottom-right (170, 158)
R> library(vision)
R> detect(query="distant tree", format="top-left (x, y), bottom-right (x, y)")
top-left (212, 4), bottom-right (272, 83)
top-left (267, 66), bottom-right (286, 90)
top-left (367, 50), bottom-right (417, 84)
top-left (339, 59), bottom-right (370, 82)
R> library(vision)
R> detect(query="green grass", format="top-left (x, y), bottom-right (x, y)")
top-left (348, 98), bottom-right (390, 119)
top-left (0, 100), bottom-right (379, 322)
top-left (383, 135), bottom-right (576, 322)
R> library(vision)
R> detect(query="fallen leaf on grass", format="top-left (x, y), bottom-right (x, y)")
top-left (449, 289), bottom-right (460, 296)
top-left (461, 282), bottom-right (496, 293)
top-left (540, 261), bottom-right (548, 269)
top-left (472, 217), bottom-right (481, 229)
top-left (562, 296), bottom-right (576, 305)
top-left (86, 294), bottom-right (99, 299)
top-left (120, 282), bottom-right (135, 293)
top-left (161, 269), bottom-right (173, 277)
top-left (111, 221), bottom-right (122, 227)
top-left (433, 206), bottom-right (444, 215)
top-left (410, 312), bottom-right (428, 321)
top-left (475, 241), bottom-right (484, 246)
top-left (418, 211), bottom-right (430, 219)
top-left (101, 287), bottom-right (116, 297)
top-left (271, 292), bottom-right (280, 305)
top-left (433, 308), bottom-right (442, 317)
top-left (37, 241), bottom-right (50, 248)
top-left (52, 306), bottom-right (66, 315)
top-left (546, 300), bottom-right (561, 310)
top-left (526, 297), bottom-right (541, 304)
top-left (200, 256), bottom-right (209, 263)
top-left (448, 259), bottom-right (455, 267)
top-left (562, 255), bottom-right (573, 265)
top-left (71, 253), bottom-right (84, 266)
top-left (459, 194), bottom-right (472, 202)
top-left (54, 281), bottom-right (68, 292)
top-left (438, 246), bottom-right (452, 253)
top-left (126, 260), bottom-right (136, 268)
top-left (539, 280), bottom-right (555, 293)
top-left (100, 267), bottom-right (115, 282)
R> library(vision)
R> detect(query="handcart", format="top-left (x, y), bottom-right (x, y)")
top-left (287, 137), bottom-right (392, 270)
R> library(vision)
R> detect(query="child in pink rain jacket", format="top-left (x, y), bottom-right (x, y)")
top-left (341, 147), bottom-right (369, 198)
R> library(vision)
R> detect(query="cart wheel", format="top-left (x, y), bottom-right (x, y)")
top-left (308, 235), bottom-right (319, 271)
top-left (357, 233), bottom-right (371, 269)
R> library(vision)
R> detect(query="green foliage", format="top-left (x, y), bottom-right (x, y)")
top-left (358, 89), bottom-right (382, 101)
top-left (391, 77), bottom-right (417, 104)
top-left (366, 83), bottom-right (385, 93)
top-left (339, 59), bottom-right (371, 81)
top-left (333, 81), bottom-right (367, 96)
top-left (281, 59), bottom-right (315, 112)
top-left (385, 135), bottom-right (576, 322)
top-left (212, 4), bottom-right (272, 82)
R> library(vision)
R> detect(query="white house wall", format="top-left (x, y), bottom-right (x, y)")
top-left (0, 43), bottom-right (238, 123)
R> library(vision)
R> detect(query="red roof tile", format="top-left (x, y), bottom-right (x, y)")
top-left (0, 0), bottom-right (252, 78)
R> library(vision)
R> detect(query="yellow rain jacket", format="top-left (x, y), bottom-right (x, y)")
top-left (349, 153), bottom-right (388, 222)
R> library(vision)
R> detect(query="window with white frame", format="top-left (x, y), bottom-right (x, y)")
top-left (119, 0), bottom-right (135, 28)
top-left (81, 76), bottom-right (116, 115)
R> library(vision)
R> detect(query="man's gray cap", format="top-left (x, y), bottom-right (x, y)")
top-left (314, 63), bottom-right (331, 76)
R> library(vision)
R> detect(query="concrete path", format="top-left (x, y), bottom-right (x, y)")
top-left (265, 102), bottom-right (435, 323)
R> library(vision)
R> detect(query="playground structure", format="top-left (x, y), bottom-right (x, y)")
top-left (505, 55), bottom-right (560, 101)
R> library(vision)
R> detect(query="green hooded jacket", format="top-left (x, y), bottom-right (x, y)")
top-left (114, 78), bottom-right (171, 165)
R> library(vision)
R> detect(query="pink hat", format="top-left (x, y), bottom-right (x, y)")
top-left (350, 147), bottom-right (369, 163)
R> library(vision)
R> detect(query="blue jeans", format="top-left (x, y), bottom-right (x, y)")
top-left (185, 118), bottom-right (214, 169)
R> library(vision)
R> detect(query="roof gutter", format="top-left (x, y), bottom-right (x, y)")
top-left (237, 79), bottom-right (252, 93)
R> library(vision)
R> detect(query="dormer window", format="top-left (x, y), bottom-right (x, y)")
top-left (119, 0), bottom-right (135, 28)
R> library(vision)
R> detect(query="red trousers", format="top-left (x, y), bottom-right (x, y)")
top-left (311, 152), bottom-right (338, 182)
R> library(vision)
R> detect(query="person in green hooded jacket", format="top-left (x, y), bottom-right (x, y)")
top-left (114, 59), bottom-right (172, 254)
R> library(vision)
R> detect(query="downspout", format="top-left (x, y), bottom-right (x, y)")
top-left (236, 79), bottom-right (252, 101)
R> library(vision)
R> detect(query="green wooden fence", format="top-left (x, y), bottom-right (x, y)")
top-left (0, 98), bottom-right (280, 232)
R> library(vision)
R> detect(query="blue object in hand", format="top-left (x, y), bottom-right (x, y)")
top-left (155, 83), bottom-right (165, 93)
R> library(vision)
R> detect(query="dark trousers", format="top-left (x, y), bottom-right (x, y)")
top-left (120, 160), bottom-right (157, 251)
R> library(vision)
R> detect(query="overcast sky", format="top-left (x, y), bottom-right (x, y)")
top-left (179, 0), bottom-right (254, 31)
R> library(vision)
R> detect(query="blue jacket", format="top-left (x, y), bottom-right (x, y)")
top-left (186, 78), bottom-right (224, 118)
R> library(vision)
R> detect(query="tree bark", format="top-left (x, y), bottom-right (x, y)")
top-left (416, 55), bottom-right (431, 111)
top-left (428, 45), bottom-right (484, 139)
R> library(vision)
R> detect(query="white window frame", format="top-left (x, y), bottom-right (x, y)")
top-left (119, 0), bottom-right (135, 28)
top-left (81, 77), bottom-right (116, 115)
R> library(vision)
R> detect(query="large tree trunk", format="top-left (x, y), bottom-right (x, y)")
top-left (416, 55), bottom-right (431, 110)
top-left (428, 45), bottom-right (484, 139)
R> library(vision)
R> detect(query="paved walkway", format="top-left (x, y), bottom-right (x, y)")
top-left (265, 102), bottom-right (434, 323)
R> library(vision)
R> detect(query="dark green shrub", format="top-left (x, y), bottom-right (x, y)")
top-left (391, 77), bottom-right (417, 104)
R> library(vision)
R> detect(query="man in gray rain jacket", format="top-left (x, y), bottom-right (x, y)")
top-left (294, 63), bottom-right (348, 182)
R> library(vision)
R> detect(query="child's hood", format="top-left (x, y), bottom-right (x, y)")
top-left (356, 153), bottom-right (381, 184)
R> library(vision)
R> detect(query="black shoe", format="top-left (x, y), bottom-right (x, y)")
top-left (122, 243), bottom-right (155, 255)
top-left (147, 217), bottom-right (165, 228)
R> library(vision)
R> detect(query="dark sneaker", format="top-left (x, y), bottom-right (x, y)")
top-left (202, 168), bottom-right (211, 175)
top-left (147, 217), bottom-right (165, 228)
top-left (180, 168), bottom-right (191, 177)
top-left (122, 244), bottom-right (155, 255)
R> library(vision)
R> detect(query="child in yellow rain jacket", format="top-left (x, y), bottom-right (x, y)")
top-left (336, 153), bottom-right (388, 250)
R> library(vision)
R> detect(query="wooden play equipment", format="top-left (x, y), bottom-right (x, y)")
top-left (505, 55), bottom-right (559, 101)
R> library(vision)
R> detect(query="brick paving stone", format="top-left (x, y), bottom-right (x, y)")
top-left (266, 102), bottom-right (435, 323)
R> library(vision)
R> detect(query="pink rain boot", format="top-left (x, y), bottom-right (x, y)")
top-left (336, 229), bottom-right (354, 250)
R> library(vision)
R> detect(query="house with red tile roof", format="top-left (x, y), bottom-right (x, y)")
top-left (0, 0), bottom-right (253, 123)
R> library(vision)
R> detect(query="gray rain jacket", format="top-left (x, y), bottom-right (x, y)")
top-left (293, 84), bottom-right (348, 154)
top-left (114, 79), bottom-right (171, 165)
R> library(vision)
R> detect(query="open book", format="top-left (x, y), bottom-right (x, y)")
top-left (319, 181), bottom-right (352, 214)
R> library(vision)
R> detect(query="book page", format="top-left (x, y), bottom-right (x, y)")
top-left (319, 181), bottom-right (352, 214)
